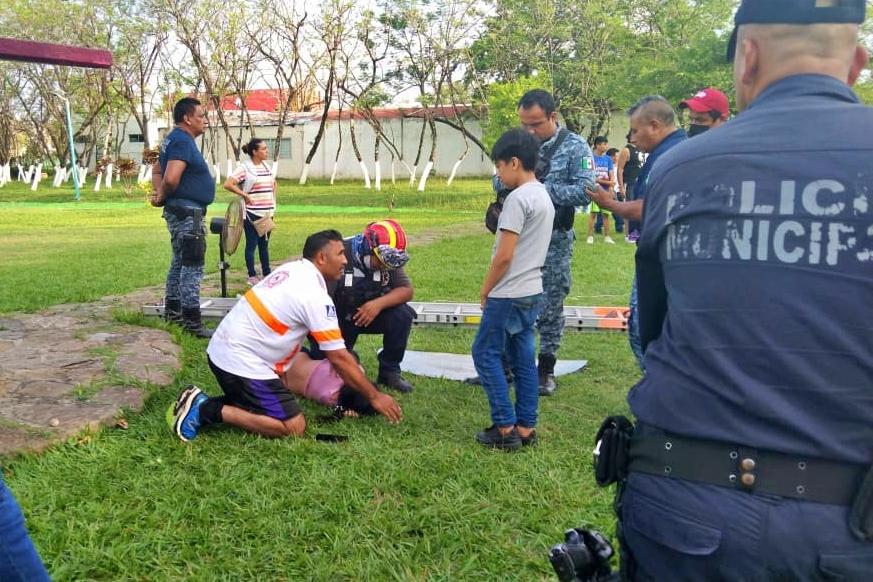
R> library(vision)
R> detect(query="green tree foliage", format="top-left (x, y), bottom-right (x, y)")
top-left (481, 75), bottom-right (549, 151)
top-left (471, 0), bottom-right (737, 137)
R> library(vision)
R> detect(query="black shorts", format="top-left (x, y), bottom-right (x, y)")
top-left (208, 357), bottom-right (302, 421)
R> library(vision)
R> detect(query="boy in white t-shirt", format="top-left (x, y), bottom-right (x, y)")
top-left (473, 129), bottom-right (555, 450)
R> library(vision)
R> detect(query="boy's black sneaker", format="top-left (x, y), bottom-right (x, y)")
top-left (519, 429), bottom-right (538, 447)
top-left (475, 425), bottom-right (522, 451)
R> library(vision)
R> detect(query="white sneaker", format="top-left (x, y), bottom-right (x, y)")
top-left (604, 236), bottom-right (615, 244)
top-left (586, 236), bottom-right (594, 244)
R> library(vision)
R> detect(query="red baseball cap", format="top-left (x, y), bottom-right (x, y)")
top-left (680, 88), bottom-right (730, 119)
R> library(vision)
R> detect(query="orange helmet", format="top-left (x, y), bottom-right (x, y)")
top-left (364, 219), bottom-right (409, 269)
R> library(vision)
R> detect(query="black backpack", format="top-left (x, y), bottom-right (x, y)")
top-left (485, 128), bottom-right (569, 234)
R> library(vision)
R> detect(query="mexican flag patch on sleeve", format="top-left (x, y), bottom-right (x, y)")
top-left (582, 156), bottom-right (594, 170)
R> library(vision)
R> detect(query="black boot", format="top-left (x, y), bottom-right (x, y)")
top-left (538, 353), bottom-right (557, 396)
top-left (181, 306), bottom-right (213, 338)
top-left (164, 298), bottom-right (182, 324)
top-left (377, 369), bottom-right (414, 393)
top-left (463, 361), bottom-right (513, 386)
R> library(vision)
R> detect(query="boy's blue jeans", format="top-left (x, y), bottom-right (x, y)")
top-left (472, 294), bottom-right (543, 428)
top-left (0, 476), bottom-right (50, 581)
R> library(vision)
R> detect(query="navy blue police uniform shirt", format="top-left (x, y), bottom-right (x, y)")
top-left (159, 127), bottom-right (215, 209)
top-left (632, 74), bottom-right (873, 464)
top-left (632, 128), bottom-right (686, 206)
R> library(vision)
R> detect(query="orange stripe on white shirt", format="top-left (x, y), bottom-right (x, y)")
top-left (206, 259), bottom-right (346, 380)
top-left (244, 289), bottom-right (289, 335)
top-left (311, 329), bottom-right (342, 343)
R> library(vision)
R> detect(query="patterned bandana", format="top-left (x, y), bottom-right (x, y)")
top-left (375, 245), bottom-right (409, 269)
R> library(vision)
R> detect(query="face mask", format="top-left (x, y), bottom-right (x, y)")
top-left (688, 124), bottom-right (710, 138)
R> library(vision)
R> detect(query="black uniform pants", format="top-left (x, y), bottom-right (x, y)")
top-left (621, 471), bottom-right (873, 581)
top-left (311, 304), bottom-right (415, 374)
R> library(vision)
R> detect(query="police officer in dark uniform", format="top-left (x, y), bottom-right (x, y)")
top-left (617, 1), bottom-right (873, 579)
top-left (318, 219), bottom-right (416, 393)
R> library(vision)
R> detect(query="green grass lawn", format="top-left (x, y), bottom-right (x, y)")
top-left (0, 179), bottom-right (639, 580)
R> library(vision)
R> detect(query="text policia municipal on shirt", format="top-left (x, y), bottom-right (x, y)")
top-left (663, 178), bottom-right (873, 266)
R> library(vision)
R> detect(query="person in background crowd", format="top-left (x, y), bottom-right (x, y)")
top-left (587, 136), bottom-right (616, 245)
top-left (617, 133), bottom-right (645, 243)
top-left (678, 86), bottom-right (730, 137)
top-left (586, 97), bottom-right (686, 369)
top-left (224, 138), bottom-right (277, 286)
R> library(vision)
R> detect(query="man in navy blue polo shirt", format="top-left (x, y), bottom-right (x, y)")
top-left (151, 97), bottom-right (216, 337)
top-left (586, 97), bottom-right (686, 369)
top-left (618, 0), bottom-right (873, 579)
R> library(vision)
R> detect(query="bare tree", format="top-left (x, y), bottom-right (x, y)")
top-left (109, 1), bottom-right (167, 150)
top-left (299, 0), bottom-right (355, 184)
top-left (249, 0), bottom-right (310, 176)
top-left (152, 0), bottom-right (259, 162)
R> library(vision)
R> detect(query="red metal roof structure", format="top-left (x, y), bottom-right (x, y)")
top-left (218, 89), bottom-right (283, 112)
top-left (0, 37), bottom-right (112, 69)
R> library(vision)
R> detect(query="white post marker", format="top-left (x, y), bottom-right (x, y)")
top-left (447, 156), bottom-right (466, 186)
top-left (105, 163), bottom-right (113, 188)
top-left (417, 160), bottom-right (433, 192)
top-left (299, 163), bottom-right (310, 185)
top-left (30, 163), bottom-right (42, 191)
top-left (330, 161), bottom-right (339, 185)
top-left (374, 161), bottom-right (382, 191)
top-left (359, 160), bottom-right (371, 189)
top-left (94, 172), bottom-right (102, 192)
top-left (391, 161), bottom-right (396, 185)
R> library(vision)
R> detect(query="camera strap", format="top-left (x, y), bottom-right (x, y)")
top-left (541, 127), bottom-right (569, 168)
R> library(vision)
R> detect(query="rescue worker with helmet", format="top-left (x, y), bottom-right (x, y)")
top-left (312, 219), bottom-right (416, 393)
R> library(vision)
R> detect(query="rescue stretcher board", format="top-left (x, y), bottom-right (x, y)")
top-left (143, 299), bottom-right (629, 332)
top-left (399, 350), bottom-right (587, 382)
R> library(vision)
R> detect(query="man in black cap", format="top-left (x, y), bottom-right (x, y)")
top-left (611, 1), bottom-right (873, 579)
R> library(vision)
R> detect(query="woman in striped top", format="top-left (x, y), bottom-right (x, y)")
top-left (224, 138), bottom-right (277, 285)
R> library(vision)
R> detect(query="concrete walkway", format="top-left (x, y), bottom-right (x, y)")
top-left (0, 292), bottom-right (179, 456)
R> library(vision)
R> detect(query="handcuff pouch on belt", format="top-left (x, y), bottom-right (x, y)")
top-left (180, 208), bottom-right (206, 267)
top-left (593, 416), bottom-right (634, 487)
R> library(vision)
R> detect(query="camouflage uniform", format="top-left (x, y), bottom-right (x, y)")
top-left (536, 127), bottom-right (596, 359)
top-left (163, 209), bottom-right (207, 309)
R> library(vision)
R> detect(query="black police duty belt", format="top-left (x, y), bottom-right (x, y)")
top-left (628, 432), bottom-right (867, 505)
top-left (164, 202), bottom-right (205, 219)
